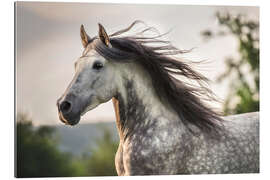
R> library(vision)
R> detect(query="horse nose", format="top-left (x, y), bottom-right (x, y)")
top-left (59, 100), bottom-right (72, 114)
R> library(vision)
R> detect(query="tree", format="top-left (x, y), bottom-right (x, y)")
top-left (201, 12), bottom-right (259, 115)
top-left (81, 126), bottom-right (119, 176)
top-left (16, 113), bottom-right (80, 177)
top-left (16, 112), bottom-right (119, 177)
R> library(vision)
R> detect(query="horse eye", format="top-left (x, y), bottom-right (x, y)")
top-left (92, 61), bottom-right (104, 70)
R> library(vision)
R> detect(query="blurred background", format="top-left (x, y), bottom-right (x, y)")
top-left (15, 2), bottom-right (259, 177)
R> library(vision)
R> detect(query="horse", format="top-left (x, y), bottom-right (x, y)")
top-left (56, 21), bottom-right (259, 175)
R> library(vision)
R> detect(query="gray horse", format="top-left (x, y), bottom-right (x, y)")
top-left (57, 21), bottom-right (259, 175)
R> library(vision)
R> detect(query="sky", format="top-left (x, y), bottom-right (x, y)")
top-left (15, 2), bottom-right (259, 126)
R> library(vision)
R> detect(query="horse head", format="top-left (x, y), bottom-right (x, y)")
top-left (57, 24), bottom-right (119, 125)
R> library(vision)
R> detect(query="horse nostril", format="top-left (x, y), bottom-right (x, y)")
top-left (60, 101), bottom-right (72, 114)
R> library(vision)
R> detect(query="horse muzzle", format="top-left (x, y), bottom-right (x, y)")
top-left (56, 94), bottom-right (81, 126)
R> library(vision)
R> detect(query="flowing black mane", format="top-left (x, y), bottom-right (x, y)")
top-left (92, 21), bottom-right (224, 135)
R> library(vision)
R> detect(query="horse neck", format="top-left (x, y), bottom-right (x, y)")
top-left (113, 63), bottom-right (179, 141)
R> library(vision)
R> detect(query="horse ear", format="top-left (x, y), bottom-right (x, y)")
top-left (80, 24), bottom-right (91, 48)
top-left (98, 23), bottom-right (111, 47)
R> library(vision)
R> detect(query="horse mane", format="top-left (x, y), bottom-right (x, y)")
top-left (93, 21), bottom-right (224, 135)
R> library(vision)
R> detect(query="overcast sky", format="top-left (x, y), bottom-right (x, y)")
top-left (15, 2), bottom-right (259, 126)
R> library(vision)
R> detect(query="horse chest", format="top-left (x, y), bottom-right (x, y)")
top-left (115, 129), bottom-right (184, 175)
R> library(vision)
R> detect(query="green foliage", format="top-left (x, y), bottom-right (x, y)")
top-left (201, 12), bottom-right (259, 115)
top-left (16, 113), bottom-right (81, 177)
top-left (79, 126), bottom-right (119, 176)
top-left (16, 112), bottom-right (119, 177)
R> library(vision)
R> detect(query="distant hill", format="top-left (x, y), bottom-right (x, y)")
top-left (53, 121), bottom-right (119, 156)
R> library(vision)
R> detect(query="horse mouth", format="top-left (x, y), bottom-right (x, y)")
top-left (56, 95), bottom-right (95, 126)
top-left (58, 109), bottom-right (81, 126)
